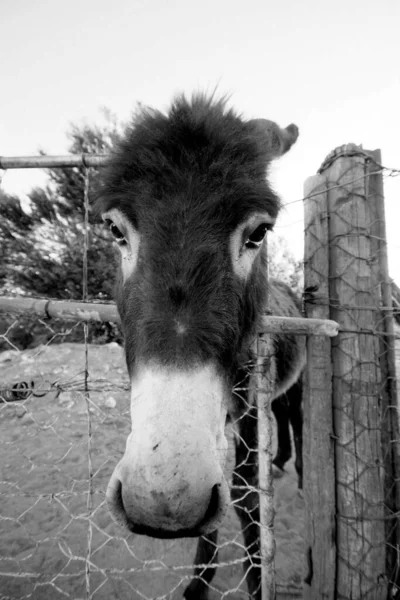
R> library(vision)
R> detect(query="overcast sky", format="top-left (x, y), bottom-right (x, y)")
top-left (1, 0), bottom-right (399, 282)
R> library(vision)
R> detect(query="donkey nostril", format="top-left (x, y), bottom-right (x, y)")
top-left (106, 473), bottom-right (131, 529)
top-left (169, 285), bottom-right (186, 306)
top-left (115, 481), bottom-right (125, 512)
top-left (199, 483), bottom-right (221, 528)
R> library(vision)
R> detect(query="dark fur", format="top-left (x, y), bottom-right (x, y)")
top-left (97, 95), bottom-right (304, 599)
top-left (272, 380), bottom-right (303, 489)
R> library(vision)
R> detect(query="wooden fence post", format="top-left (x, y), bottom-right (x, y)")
top-left (304, 145), bottom-right (399, 598)
top-left (303, 174), bottom-right (336, 599)
top-left (366, 150), bottom-right (400, 593)
top-left (256, 333), bottom-right (276, 600)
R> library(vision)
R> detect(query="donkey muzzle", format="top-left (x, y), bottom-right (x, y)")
top-left (106, 363), bottom-right (230, 537)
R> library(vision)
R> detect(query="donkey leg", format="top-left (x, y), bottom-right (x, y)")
top-left (287, 380), bottom-right (303, 489)
top-left (231, 409), bottom-right (262, 600)
top-left (184, 530), bottom-right (219, 600)
top-left (271, 395), bottom-right (291, 472)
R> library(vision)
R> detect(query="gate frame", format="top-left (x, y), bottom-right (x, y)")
top-left (1, 152), bottom-right (340, 599)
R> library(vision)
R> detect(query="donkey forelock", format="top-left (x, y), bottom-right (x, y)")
top-left (98, 94), bottom-right (282, 223)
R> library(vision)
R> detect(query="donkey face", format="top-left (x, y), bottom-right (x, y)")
top-left (99, 96), bottom-right (298, 538)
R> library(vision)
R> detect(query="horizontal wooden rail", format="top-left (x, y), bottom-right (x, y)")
top-left (0, 296), bottom-right (339, 337)
top-left (0, 154), bottom-right (112, 169)
top-left (259, 315), bottom-right (338, 337)
top-left (0, 296), bottom-right (119, 323)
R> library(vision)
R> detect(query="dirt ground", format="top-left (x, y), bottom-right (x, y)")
top-left (0, 341), bottom-right (306, 600)
top-left (3, 330), bottom-right (399, 600)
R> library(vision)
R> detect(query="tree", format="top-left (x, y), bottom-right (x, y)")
top-left (0, 190), bottom-right (35, 294)
top-left (0, 111), bottom-right (123, 349)
top-left (1, 110), bottom-right (122, 300)
top-left (268, 233), bottom-right (303, 295)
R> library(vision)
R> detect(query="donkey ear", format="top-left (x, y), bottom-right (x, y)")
top-left (248, 119), bottom-right (299, 159)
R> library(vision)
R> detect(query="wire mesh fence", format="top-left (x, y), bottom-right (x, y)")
top-left (303, 145), bottom-right (400, 600)
top-left (0, 323), bottom-right (307, 600)
top-left (1, 146), bottom-right (399, 600)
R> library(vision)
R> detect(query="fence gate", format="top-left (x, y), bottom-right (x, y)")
top-left (0, 153), bottom-right (339, 600)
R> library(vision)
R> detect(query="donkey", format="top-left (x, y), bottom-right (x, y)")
top-left (98, 95), bottom-right (305, 599)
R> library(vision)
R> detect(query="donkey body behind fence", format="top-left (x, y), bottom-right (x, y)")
top-left (98, 95), bottom-right (305, 599)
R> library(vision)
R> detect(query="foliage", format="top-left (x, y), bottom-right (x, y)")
top-left (268, 234), bottom-right (303, 296)
top-left (1, 112), bottom-right (121, 301)
top-left (0, 111), bottom-right (123, 348)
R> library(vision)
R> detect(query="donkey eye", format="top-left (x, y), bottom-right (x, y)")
top-left (244, 223), bottom-right (271, 249)
top-left (105, 219), bottom-right (127, 245)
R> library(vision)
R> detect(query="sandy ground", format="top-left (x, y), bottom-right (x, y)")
top-left (3, 330), bottom-right (399, 600)
top-left (0, 341), bottom-right (306, 600)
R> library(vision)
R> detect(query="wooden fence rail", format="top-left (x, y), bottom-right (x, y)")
top-left (0, 295), bottom-right (339, 337)
top-left (0, 154), bottom-right (112, 169)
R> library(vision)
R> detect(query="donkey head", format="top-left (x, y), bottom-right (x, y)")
top-left (98, 95), bottom-right (298, 538)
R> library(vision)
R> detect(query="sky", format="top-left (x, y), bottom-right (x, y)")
top-left (1, 0), bottom-right (399, 283)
